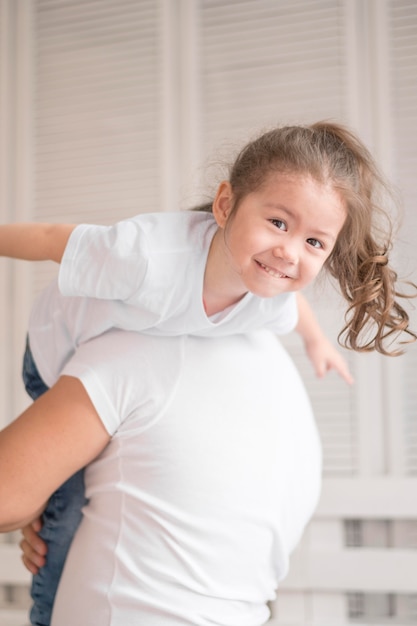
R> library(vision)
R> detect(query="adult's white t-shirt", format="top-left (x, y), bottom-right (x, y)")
top-left (50, 329), bottom-right (322, 626)
top-left (28, 211), bottom-right (298, 387)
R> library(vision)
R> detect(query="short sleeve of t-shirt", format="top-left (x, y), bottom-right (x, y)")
top-left (59, 220), bottom-right (149, 301)
top-left (60, 330), bottom-right (184, 436)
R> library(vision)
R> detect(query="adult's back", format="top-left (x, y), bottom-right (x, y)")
top-left (51, 329), bottom-right (322, 626)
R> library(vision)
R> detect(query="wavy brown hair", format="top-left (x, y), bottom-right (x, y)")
top-left (197, 121), bottom-right (416, 355)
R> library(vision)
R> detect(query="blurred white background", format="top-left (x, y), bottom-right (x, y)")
top-left (0, 1), bottom-right (416, 624)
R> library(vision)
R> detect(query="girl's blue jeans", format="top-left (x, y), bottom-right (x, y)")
top-left (22, 341), bottom-right (87, 626)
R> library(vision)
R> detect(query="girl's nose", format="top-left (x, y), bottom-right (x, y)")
top-left (272, 241), bottom-right (298, 264)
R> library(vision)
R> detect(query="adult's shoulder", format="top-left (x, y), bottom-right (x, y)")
top-left (61, 331), bottom-right (186, 434)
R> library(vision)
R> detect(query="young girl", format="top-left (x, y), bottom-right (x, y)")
top-left (2, 121), bottom-right (416, 626)
top-left (1, 122), bottom-right (413, 359)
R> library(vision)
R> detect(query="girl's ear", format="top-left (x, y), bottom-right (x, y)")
top-left (212, 181), bottom-right (234, 228)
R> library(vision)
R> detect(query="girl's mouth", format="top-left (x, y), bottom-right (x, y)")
top-left (256, 260), bottom-right (289, 279)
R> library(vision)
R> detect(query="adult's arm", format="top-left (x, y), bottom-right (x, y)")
top-left (0, 223), bottom-right (75, 262)
top-left (0, 375), bottom-right (110, 532)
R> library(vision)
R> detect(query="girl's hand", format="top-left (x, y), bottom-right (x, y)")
top-left (20, 517), bottom-right (47, 575)
top-left (294, 293), bottom-right (353, 385)
top-left (304, 336), bottom-right (354, 385)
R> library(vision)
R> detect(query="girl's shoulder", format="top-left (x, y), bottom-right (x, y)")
top-left (131, 210), bottom-right (215, 245)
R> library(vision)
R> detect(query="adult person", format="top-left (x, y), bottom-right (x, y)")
top-left (1, 328), bottom-right (321, 626)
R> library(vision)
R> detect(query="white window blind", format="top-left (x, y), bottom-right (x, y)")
top-left (33, 0), bottom-right (162, 293)
top-left (200, 0), bottom-right (348, 153)
top-left (388, 0), bottom-right (417, 477)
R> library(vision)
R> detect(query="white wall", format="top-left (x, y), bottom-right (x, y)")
top-left (1, 1), bottom-right (416, 623)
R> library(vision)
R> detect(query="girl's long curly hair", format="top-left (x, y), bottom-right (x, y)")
top-left (198, 121), bottom-right (417, 355)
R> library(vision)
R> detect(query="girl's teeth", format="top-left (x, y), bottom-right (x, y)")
top-left (260, 262), bottom-right (286, 278)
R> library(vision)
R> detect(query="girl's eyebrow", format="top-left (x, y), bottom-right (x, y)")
top-left (264, 202), bottom-right (291, 212)
top-left (264, 203), bottom-right (296, 220)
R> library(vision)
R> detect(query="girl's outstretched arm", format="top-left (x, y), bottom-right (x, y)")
top-left (0, 223), bottom-right (75, 263)
top-left (296, 292), bottom-right (354, 385)
top-left (0, 375), bottom-right (110, 533)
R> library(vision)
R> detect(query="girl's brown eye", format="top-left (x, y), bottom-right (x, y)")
top-left (270, 219), bottom-right (287, 231)
top-left (307, 238), bottom-right (323, 249)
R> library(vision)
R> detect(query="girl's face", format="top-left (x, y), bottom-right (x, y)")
top-left (212, 173), bottom-right (346, 299)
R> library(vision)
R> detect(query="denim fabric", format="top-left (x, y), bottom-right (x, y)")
top-left (22, 340), bottom-right (49, 400)
top-left (22, 341), bottom-right (87, 626)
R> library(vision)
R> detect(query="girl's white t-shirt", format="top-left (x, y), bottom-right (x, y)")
top-left (28, 211), bottom-right (298, 386)
top-left (51, 329), bottom-right (321, 626)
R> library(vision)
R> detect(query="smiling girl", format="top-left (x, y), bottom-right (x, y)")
top-left (205, 173), bottom-right (345, 308)
top-left (1, 122), bottom-right (412, 355)
top-left (1, 121), bottom-right (416, 626)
